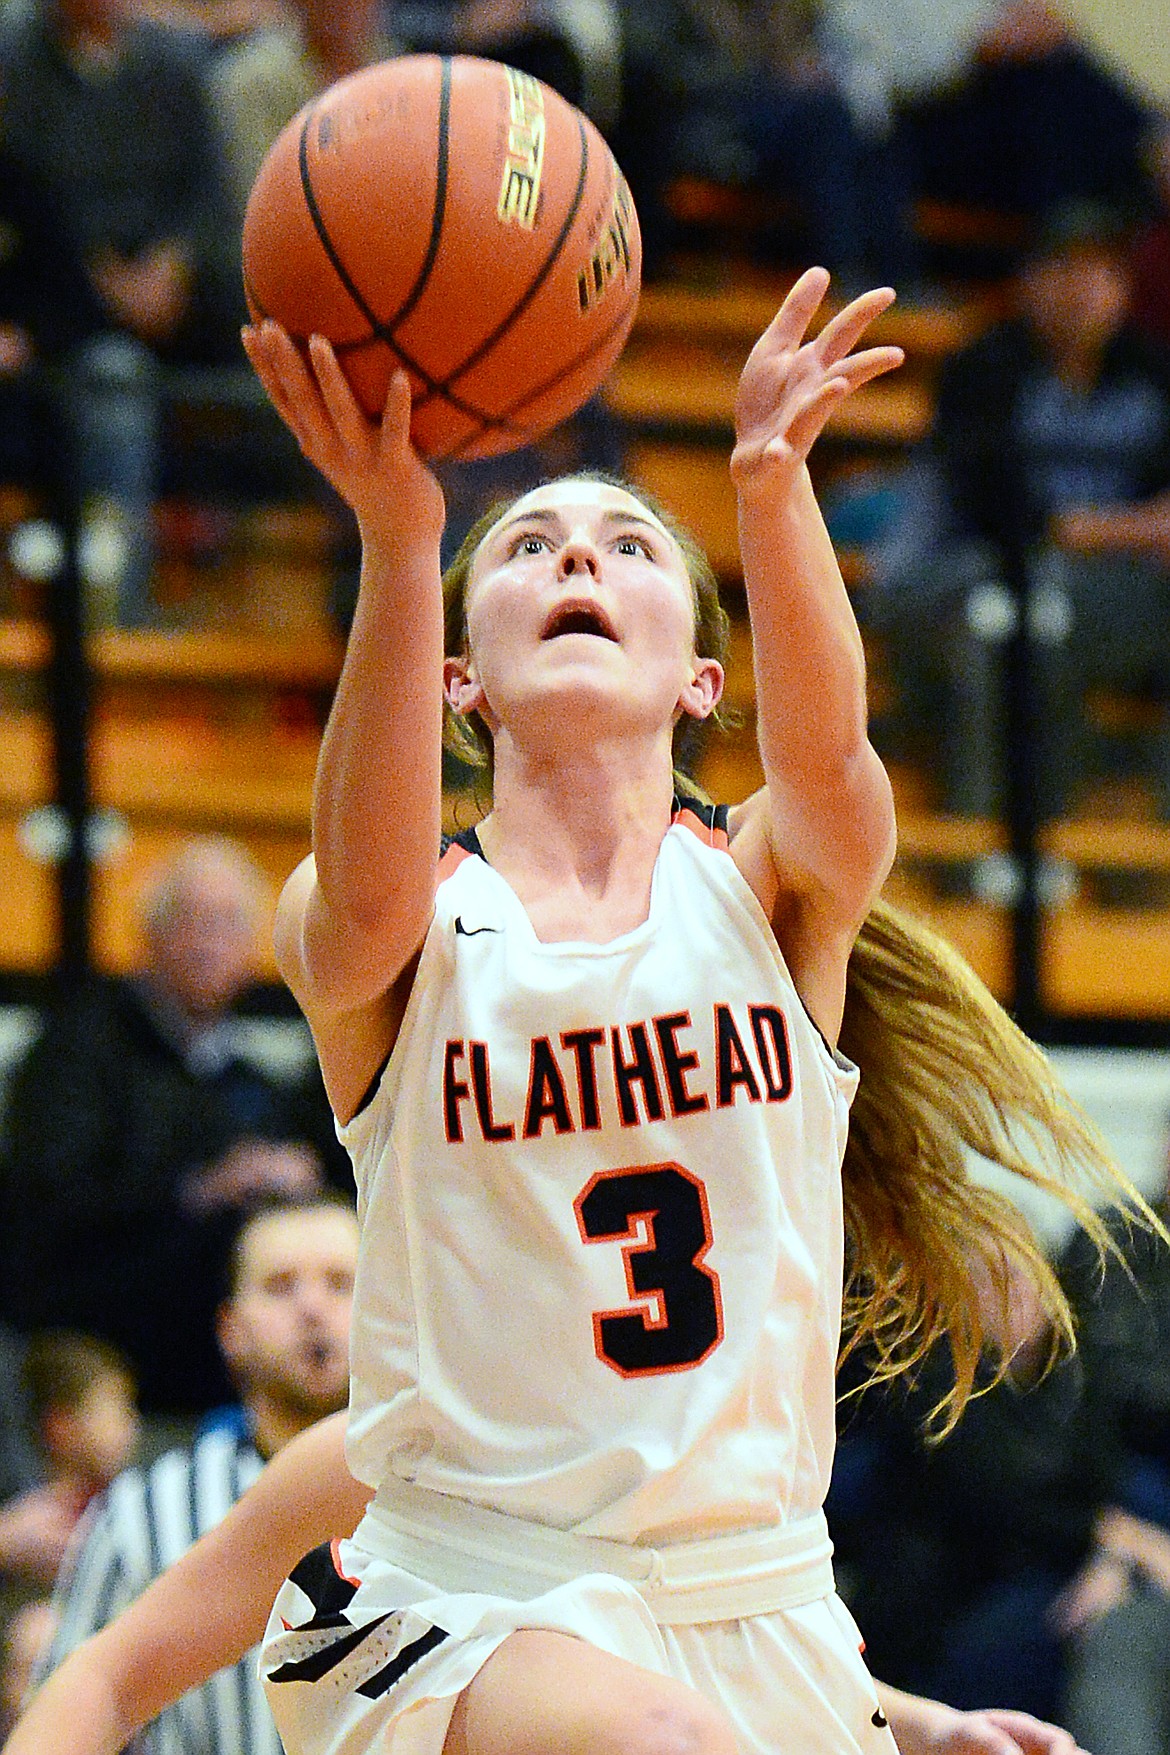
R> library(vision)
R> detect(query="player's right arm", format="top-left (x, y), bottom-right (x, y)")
top-left (243, 325), bottom-right (446, 1120)
top-left (1, 1413), bottom-right (371, 1755)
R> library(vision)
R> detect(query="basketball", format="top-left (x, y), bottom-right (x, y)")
top-left (242, 54), bottom-right (641, 462)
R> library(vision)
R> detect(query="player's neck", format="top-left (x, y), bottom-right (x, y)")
top-left (477, 745), bottom-right (676, 943)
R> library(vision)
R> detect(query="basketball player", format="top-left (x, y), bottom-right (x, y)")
top-left (2, 271), bottom-right (1121, 1755)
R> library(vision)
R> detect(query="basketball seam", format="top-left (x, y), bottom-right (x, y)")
top-left (293, 68), bottom-right (509, 430)
top-left (436, 285), bottom-right (639, 461)
top-left (414, 112), bottom-right (593, 416)
top-left (382, 56), bottom-right (452, 331)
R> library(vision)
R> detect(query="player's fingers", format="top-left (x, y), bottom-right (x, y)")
top-left (775, 376), bottom-right (851, 457)
top-left (816, 286), bottom-right (897, 367)
top-left (982, 1711), bottom-right (1086, 1754)
top-left (243, 320), bottom-right (323, 441)
top-left (755, 266), bottom-right (832, 356)
top-left (308, 333), bottom-right (375, 447)
top-left (378, 368), bottom-right (415, 455)
top-left (829, 344), bottom-right (906, 390)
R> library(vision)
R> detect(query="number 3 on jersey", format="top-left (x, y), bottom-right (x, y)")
top-left (574, 1163), bottom-right (724, 1376)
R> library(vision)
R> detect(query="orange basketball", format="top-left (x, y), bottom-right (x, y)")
top-left (242, 54), bottom-right (641, 461)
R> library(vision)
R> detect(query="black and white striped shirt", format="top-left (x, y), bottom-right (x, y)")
top-left (47, 1424), bottom-right (278, 1755)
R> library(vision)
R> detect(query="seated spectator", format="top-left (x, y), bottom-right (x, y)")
top-left (865, 201), bottom-right (1170, 824)
top-left (0, 1333), bottom-right (139, 1594)
top-left (0, 130), bottom-right (100, 521)
top-left (658, 0), bottom-right (920, 288)
top-left (40, 1194), bottom-right (357, 1755)
top-left (826, 0), bottom-right (1157, 241)
top-left (1056, 1138), bottom-right (1170, 1755)
top-left (830, 1248), bottom-right (1154, 1729)
top-left (0, 837), bottom-right (328, 1418)
top-left (210, 0), bottom-right (399, 228)
top-left (398, 0), bottom-right (622, 134)
top-left (0, 0), bottom-right (243, 623)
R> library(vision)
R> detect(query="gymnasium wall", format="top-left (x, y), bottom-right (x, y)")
top-left (1058, 0), bottom-right (1170, 104)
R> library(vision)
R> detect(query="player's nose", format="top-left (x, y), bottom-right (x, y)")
top-left (559, 546), bottom-right (599, 580)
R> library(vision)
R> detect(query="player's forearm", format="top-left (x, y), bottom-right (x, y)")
top-left (734, 460), bottom-right (893, 908)
top-left (2, 1634), bottom-right (142, 1755)
top-left (735, 463), bottom-right (870, 781)
top-left (6, 1416), bottom-right (369, 1755)
top-left (312, 529), bottom-right (445, 937)
top-left (875, 1682), bottom-right (945, 1752)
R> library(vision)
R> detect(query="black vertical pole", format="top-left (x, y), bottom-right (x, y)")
top-left (41, 371), bottom-right (92, 987)
top-left (1000, 535), bottom-right (1044, 1036)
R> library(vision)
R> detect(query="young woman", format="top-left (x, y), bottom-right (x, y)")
top-left (4, 271), bottom-right (1122, 1755)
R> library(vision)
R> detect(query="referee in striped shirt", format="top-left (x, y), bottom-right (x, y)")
top-left (43, 1193), bottom-right (358, 1755)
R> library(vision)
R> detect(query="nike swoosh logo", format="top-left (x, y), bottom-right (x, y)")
top-left (454, 917), bottom-right (499, 937)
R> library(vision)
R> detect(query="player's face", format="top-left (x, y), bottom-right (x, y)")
top-left (450, 481), bottom-right (722, 750)
top-left (219, 1207), bottom-right (357, 1420)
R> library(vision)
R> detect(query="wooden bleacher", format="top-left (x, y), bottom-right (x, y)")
top-left (0, 273), bottom-right (1168, 1019)
top-left (0, 618), bottom-right (342, 975)
top-left (606, 279), bottom-right (1170, 1021)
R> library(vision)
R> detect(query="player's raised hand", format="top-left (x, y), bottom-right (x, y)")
top-left (241, 320), bottom-right (444, 545)
top-left (731, 268), bottom-right (904, 481)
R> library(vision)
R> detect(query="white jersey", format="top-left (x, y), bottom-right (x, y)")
top-left (340, 801), bottom-right (858, 1544)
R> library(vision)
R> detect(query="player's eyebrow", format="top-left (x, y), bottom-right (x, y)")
top-left (494, 506), bottom-right (669, 542)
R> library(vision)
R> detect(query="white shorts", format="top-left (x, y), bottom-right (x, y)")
top-left (259, 1488), bottom-right (897, 1755)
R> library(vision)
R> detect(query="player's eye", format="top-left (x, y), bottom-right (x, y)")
top-left (510, 532), bottom-right (549, 556)
top-left (615, 535), bottom-right (653, 558)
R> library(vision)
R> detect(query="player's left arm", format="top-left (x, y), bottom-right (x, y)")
top-left (1, 1414), bottom-right (369, 1755)
top-left (727, 270), bottom-right (901, 1039)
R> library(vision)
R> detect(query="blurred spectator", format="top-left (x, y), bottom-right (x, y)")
top-left (0, 0), bottom-right (243, 623)
top-left (0, 128), bottom-right (100, 511)
top-left (210, 0), bottom-right (399, 227)
top-left (660, 0), bottom-right (920, 288)
top-left (0, 1596), bottom-right (57, 1745)
top-left (865, 201), bottom-right (1170, 823)
top-left (41, 1194), bottom-right (358, 1755)
top-left (1131, 118), bottom-right (1170, 353)
top-left (830, 1251), bottom-right (1148, 1727)
top-left (821, 0), bottom-right (1156, 237)
top-left (397, 0), bottom-right (622, 132)
top-left (1056, 1143), bottom-right (1170, 1755)
top-left (0, 837), bottom-right (329, 1418)
top-left (0, 1332), bottom-right (139, 1593)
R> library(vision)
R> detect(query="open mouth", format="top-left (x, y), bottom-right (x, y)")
top-left (541, 601), bottom-right (618, 641)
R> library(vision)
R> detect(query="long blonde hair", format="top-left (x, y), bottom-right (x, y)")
top-left (838, 900), bottom-right (1144, 1432)
top-left (441, 473), bottom-right (1151, 1434)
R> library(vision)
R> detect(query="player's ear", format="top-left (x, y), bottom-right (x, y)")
top-left (679, 656), bottom-right (724, 722)
top-left (443, 654), bottom-right (485, 717)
